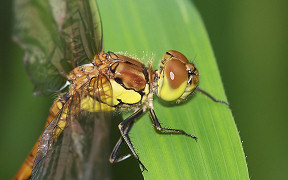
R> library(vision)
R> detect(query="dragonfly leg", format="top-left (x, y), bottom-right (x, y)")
top-left (149, 108), bottom-right (198, 141)
top-left (196, 87), bottom-right (230, 106)
top-left (117, 108), bottom-right (148, 171)
top-left (110, 120), bottom-right (134, 163)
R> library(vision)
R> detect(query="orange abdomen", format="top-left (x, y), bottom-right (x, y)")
top-left (13, 98), bottom-right (63, 180)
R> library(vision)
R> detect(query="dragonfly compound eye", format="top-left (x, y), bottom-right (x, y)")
top-left (157, 50), bottom-right (199, 102)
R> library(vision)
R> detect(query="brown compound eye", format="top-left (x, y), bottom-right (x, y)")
top-left (157, 56), bottom-right (188, 101)
top-left (164, 59), bottom-right (188, 89)
top-left (167, 50), bottom-right (189, 63)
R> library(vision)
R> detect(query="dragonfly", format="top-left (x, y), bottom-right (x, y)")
top-left (13, 0), bottom-right (229, 179)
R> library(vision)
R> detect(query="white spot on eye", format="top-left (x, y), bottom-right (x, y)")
top-left (170, 71), bottom-right (175, 80)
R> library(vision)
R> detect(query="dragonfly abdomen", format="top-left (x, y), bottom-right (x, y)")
top-left (13, 96), bottom-right (67, 180)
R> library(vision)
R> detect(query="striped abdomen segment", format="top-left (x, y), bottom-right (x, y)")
top-left (13, 96), bottom-right (66, 180)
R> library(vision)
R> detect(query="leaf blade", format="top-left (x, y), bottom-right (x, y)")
top-left (98, 0), bottom-right (249, 179)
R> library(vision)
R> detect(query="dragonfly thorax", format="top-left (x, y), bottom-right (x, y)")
top-left (67, 52), bottom-right (149, 112)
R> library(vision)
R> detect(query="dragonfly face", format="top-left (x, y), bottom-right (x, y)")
top-left (156, 50), bottom-right (199, 103)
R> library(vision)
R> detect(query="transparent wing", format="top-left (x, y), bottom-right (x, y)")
top-left (13, 0), bottom-right (103, 95)
top-left (31, 97), bottom-right (73, 179)
top-left (31, 74), bottom-right (113, 179)
top-left (31, 111), bottom-right (112, 180)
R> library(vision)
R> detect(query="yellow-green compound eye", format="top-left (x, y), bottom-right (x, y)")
top-left (158, 58), bottom-right (188, 101)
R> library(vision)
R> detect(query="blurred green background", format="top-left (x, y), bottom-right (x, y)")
top-left (1, 0), bottom-right (287, 179)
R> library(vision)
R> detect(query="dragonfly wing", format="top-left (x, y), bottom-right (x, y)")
top-left (32, 73), bottom-right (114, 179)
top-left (31, 112), bottom-right (112, 180)
top-left (13, 0), bottom-right (103, 95)
top-left (61, 0), bottom-right (103, 62)
top-left (31, 98), bottom-right (71, 179)
top-left (30, 94), bottom-right (75, 179)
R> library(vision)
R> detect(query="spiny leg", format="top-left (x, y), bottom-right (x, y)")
top-left (197, 87), bottom-right (230, 106)
top-left (117, 108), bottom-right (148, 171)
top-left (110, 120), bottom-right (134, 163)
top-left (149, 108), bottom-right (198, 141)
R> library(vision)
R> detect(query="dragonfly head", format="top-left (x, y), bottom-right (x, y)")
top-left (157, 50), bottom-right (199, 103)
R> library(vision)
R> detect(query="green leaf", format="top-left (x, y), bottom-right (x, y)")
top-left (98, 0), bottom-right (249, 179)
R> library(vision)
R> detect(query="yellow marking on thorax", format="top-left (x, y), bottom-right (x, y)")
top-left (110, 80), bottom-right (142, 104)
top-left (81, 96), bottom-right (115, 112)
top-left (80, 79), bottom-right (144, 112)
top-left (141, 85), bottom-right (150, 103)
